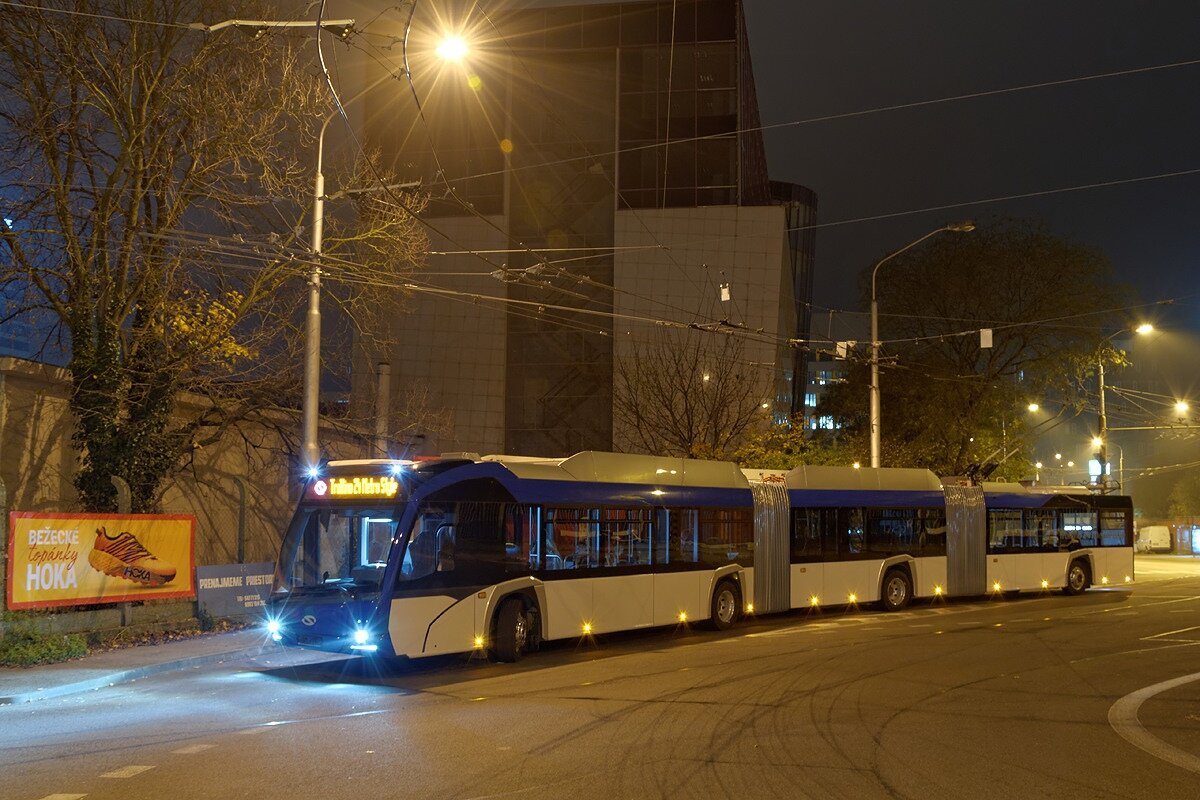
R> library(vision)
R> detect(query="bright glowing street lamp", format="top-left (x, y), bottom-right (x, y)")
top-left (436, 35), bottom-right (469, 62)
top-left (869, 220), bottom-right (975, 467)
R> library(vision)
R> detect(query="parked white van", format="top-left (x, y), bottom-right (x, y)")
top-left (1137, 525), bottom-right (1172, 553)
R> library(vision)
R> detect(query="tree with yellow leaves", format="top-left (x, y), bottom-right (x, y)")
top-left (0, 1), bottom-right (430, 511)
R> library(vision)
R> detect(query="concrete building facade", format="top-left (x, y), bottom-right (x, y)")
top-left (357, 0), bottom-right (816, 457)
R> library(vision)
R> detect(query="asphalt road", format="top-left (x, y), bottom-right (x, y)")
top-left (4, 555), bottom-right (1200, 800)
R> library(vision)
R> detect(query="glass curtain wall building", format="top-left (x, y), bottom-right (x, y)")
top-left (357, 0), bottom-right (817, 457)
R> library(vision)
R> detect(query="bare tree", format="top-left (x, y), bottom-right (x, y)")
top-left (0, 1), bottom-right (430, 511)
top-left (613, 329), bottom-right (771, 459)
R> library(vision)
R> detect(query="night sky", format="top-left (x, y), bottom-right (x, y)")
top-left (744, 0), bottom-right (1199, 332)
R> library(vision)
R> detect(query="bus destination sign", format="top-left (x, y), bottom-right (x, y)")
top-left (308, 475), bottom-right (400, 500)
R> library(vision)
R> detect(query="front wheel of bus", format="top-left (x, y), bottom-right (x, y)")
top-left (493, 599), bottom-right (529, 662)
top-left (881, 568), bottom-right (912, 611)
top-left (710, 580), bottom-right (741, 630)
top-left (1064, 560), bottom-right (1090, 596)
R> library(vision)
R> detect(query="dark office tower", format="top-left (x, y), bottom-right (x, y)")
top-left (356, 0), bottom-right (816, 457)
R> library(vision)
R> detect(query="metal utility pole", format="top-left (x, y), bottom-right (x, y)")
top-left (869, 221), bottom-right (974, 467)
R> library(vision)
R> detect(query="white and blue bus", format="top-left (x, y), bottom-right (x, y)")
top-left (266, 452), bottom-right (1133, 662)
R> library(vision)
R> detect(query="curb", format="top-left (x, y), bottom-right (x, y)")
top-left (0, 644), bottom-right (270, 705)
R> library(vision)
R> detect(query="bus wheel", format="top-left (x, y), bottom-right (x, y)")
top-left (493, 599), bottom-right (529, 662)
top-left (710, 580), bottom-right (741, 630)
top-left (1064, 561), bottom-right (1090, 596)
top-left (881, 568), bottom-right (912, 611)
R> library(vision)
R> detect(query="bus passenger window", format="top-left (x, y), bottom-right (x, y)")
top-left (669, 509), bottom-right (700, 564)
top-left (1100, 511), bottom-right (1129, 546)
top-left (844, 509), bottom-right (864, 556)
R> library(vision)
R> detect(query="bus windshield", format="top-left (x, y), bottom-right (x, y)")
top-left (277, 506), bottom-right (400, 594)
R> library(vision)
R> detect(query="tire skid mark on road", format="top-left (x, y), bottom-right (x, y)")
top-left (99, 765), bottom-right (154, 779)
top-left (1109, 671), bottom-right (1200, 774)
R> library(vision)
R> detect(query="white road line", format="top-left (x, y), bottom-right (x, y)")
top-left (172, 744), bottom-right (216, 754)
top-left (36, 795), bottom-right (86, 800)
top-left (1109, 671), bottom-right (1200, 774)
top-left (236, 726), bottom-right (272, 735)
top-left (100, 766), bottom-right (155, 779)
top-left (1143, 626), bottom-right (1200, 640)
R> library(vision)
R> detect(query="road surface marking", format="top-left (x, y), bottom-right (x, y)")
top-left (36, 795), bottom-right (86, 800)
top-left (236, 726), bottom-right (271, 735)
top-left (100, 766), bottom-right (155, 779)
top-left (172, 744), bottom-right (216, 754)
top-left (1109, 671), bottom-right (1200, 774)
top-left (1141, 626), bottom-right (1200, 643)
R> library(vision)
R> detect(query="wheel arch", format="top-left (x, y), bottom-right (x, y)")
top-left (705, 564), bottom-right (745, 615)
top-left (482, 577), bottom-right (546, 643)
top-left (1067, 553), bottom-right (1095, 583)
top-left (875, 555), bottom-right (916, 597)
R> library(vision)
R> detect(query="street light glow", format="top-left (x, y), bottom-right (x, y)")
top-left (1027, 402), bottom-right (1039, 412)
top-left (1176, 400), bottom-right (1190, 414)
top-left (436, 35), bottom-right (469, 61)
top-left (1134, 323), bottom-right (1154, 335)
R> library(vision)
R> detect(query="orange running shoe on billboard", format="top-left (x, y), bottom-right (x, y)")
top-left (88, 527), bottom-right (177, 586)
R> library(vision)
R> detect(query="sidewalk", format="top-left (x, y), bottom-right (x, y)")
top-left (0, 628), bottom-right (274, 705)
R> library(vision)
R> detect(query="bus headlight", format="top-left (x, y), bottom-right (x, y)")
top-left (267, 619), bottom-right (281, 635)
top-left (353, 629), bottom-right (370, 645)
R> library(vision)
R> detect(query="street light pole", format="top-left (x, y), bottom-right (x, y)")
top-left (302, 79), bottom-right (384, 470)
top-left (869, 221), bottom-right (975, 468)
top-left (300, 38), bottom-right (469, 469)
top-left (182, 16), bottom-right (356, 473)
top-left (1093, 323), bottom-right (1152, 493)
top-left (1096, 354), bottom-right (1107, 488)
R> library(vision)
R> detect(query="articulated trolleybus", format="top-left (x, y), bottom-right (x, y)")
top-left (266, 451), bottom-right (1133, 662)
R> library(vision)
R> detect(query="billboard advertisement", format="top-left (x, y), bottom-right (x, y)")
top-left (6, 512), bottom-right (196, 610)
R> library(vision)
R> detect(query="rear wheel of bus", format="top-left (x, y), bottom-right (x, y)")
top-left (881, 568), bottom-right (912, 611)
top-left (710, 579), bottom-right (741, 630)
top-left (1064, 560), bottom-right (1090, 596)
top-left (492, 598), bottom-right (530, 662)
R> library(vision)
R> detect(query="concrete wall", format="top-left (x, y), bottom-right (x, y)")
top-left (0, 357), bottom-right (369, 618)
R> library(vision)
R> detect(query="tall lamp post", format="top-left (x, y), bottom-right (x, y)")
top-left (301, 35), bottom-right (470, 470)
top-left (869, 221), bottom-right (975, 468)
top-left (1094, 323), bottom-right (1152, 491)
